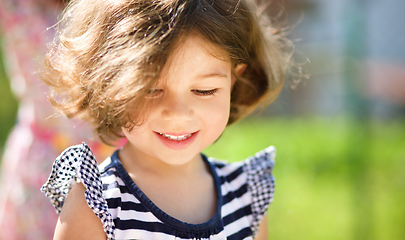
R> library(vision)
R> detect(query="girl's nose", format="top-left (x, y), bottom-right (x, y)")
top-left (161, 93), bottom-right (193, 123)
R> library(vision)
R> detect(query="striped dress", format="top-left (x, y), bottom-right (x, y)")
top-left (42, 143), bottom-right (275, 239)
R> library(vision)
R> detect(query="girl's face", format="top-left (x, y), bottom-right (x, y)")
top-left (122, 34), bottom-right (234, 166)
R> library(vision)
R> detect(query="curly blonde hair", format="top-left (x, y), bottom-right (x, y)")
top-left (41, 0), bottom-right (291, 145)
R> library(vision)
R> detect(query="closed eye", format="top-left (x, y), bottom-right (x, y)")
top-left (146, 88), bottom-right (163, 98)
top-left (192, 89), bottom-right (218, 96)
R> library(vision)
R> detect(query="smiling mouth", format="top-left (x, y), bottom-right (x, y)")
top-left (157, 132), bottom-right (194, 141)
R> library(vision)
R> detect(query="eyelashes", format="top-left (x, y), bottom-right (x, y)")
top-left (147, 88), bottom-right (163, 98)
top-left (192, 89), bottom-right (218, 96)
top-left (146, 88), bottom-right (219, 98)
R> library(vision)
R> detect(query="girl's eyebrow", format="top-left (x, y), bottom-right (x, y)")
top-left (196, 73), bottom-right (229, 80)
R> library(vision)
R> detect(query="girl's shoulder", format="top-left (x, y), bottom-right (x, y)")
top-left (53, 182), bottom-right (107, 240)
top-left (207, 146), bottom-right (276, 236)
top-left (41, 143), bottom-right (115, 239)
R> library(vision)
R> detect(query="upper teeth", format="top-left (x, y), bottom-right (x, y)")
top-left (159, 133), bottom-right (192, 141)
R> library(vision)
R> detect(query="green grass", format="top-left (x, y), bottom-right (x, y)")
top-left (203, 116), bottom-right (405, 240)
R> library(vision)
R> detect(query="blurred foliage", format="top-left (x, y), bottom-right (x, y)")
top-left (204, 117), bottom-right (405, 240)
top-left (0, 37), bottom-right (18, 155)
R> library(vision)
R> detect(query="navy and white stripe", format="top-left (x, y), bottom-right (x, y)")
top-left (42, 143), bottom-right (275, 240)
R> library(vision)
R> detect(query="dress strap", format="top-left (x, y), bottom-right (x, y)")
top-left (243, 146), bottom-right (276, 237)
top-left (41, 142), bottom-right (115, 239)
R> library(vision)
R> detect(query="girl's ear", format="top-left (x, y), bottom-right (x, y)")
top-left (235, 63), bottom-right (247, 75)
top-left (232, 64), bottom-right (247, 87)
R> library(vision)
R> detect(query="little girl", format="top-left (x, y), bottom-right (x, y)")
top-left (41, 0), bottom-right (290, 239)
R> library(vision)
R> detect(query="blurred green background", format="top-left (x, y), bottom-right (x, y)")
top-left (0, 37), bottom-right (18, 157)
top-left (1, 0), bottom-right (405, 239)
top-left (204, 117), bottom-right (405, 240)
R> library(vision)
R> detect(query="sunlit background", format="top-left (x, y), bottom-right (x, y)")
top-left (1, 0), bottom-right (404, 239)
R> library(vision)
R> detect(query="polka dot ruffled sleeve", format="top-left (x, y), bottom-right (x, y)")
top-left (243, 146), bottom-right (276, 238)
top-left (41, 143), bottom-right (114, 239)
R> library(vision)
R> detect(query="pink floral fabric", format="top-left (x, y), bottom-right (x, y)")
top-left (0, 1), bottom-right (116, 239)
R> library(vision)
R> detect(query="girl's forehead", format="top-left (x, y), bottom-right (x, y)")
top-left (168, 33), bottom-right (231, 64)
top-left (159, 34), bottom-right (232, 82)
